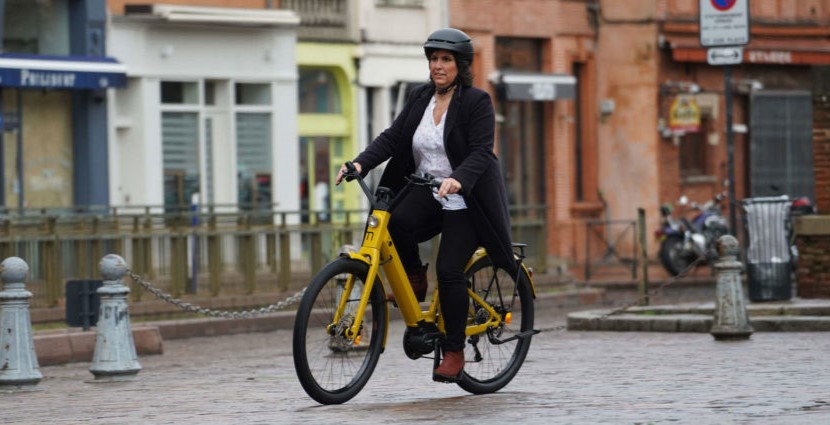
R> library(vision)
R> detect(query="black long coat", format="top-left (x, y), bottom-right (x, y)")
top-left (353, 83), bottom-right (516, 272)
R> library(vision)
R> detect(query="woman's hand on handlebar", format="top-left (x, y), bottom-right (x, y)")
top-left (335, 162), bottom-right (362, 185)
top-left (437, 177), bottom-right (462, 199)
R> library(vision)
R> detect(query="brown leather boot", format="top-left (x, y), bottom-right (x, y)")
top-left (388, 264), bottom-right (429, 304)
top-left (433, 350), bottom-right (464, 383)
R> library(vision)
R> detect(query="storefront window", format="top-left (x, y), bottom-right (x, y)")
top-left (299, 136), bottom-right (332, 223)
top-left (299, 69), bottom-right (341, 113)
top-left (237, 112), bottom-right (272, 210)
top-left (162, 111), bottom-right (200, 213)
top-left (495, 37), bottom-right (545, 207)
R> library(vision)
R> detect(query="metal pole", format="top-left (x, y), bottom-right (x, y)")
top-left (725, 65), bottom-right (738, 235)
top-left (637, 208), bottom-right (649, 306)
top-left (0, 90), bottom-right (5, 205)
top-left (16, 89), bottom-right (23, 213)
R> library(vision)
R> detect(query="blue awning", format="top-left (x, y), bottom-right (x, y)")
top-left (0, 54), bottom-right (127, 90)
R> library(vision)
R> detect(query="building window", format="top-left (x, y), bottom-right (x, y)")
top-left (679, 119), bottom-right (710, 178)
top-left (162, 112), bottom-right (200, 212)
top-left (2, 0), bottom-right (70, 55)
top-left (299, 137), bottom-right (333, 223)
top-left (161, 81), bottom-right (199, 104)
top-left (236, 83), bottom-right (273, 212)
top-left (237, 113), bottom-right (272, 210)
top-left (299, 69), bottom-right (341, 113)
top-left (495, 37), bottom-right (545, 207)
top-left (375, 0), bottom-right (424, 7)
top-left (236, 83), bottom-right (271, 106)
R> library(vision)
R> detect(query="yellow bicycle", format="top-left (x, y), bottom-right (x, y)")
top-left (292, 162), bottom-right (538, 405)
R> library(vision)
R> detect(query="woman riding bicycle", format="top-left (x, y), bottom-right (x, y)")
top-left (335, 28), bottom-right (516, 383)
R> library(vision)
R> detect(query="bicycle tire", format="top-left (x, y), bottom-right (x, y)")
top-left (456, 256), bottom-right (534, 394)
top-left (292, 257), bottom-right (387, 405)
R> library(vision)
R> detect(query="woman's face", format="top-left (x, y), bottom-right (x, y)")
top-left (429, 49), bottom-right (458, 89)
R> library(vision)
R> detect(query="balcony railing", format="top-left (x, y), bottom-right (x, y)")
top-left (279, 0), bottom-right (358, 42)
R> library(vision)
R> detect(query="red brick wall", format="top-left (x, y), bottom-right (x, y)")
top-left (796, 235), bottom-right (830, 298)
top-left (815, 101), bottom-right (830, 213)
top-left (794, 71), bottom-right (830, 298)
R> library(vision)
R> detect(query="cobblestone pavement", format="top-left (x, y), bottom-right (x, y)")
top-left (3, 308), bottom-right (829, 425)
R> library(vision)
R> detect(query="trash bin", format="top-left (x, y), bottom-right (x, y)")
top-left (741, 196), bottom-right (792, 301)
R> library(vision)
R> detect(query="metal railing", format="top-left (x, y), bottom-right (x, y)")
top-left (279, 0), bottom-right (358, 41)
top-left (0, 204), bottom-right (548, 310)
top-left (584, 219), bottom-right (638, 281)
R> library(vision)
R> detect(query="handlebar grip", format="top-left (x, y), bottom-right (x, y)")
top-left (343, 161), bottom-right (357, 182)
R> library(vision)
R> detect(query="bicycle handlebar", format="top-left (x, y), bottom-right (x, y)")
top-left (342, 161), bottom-right (377, 208)
top-left (340, 162), bottom-right (456, 211)
top-left (405, 173), bottom-right (444, 189)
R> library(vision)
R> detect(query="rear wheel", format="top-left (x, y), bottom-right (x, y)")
top-left (658, 234), bottom-right (697, 276)
top-left (292, 258), bottom-right (387, 405)
top-left (456, 256), bottom-right (535, 394)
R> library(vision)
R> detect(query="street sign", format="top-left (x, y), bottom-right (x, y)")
top-left (699, 0), bottom-right (750, 47)
top-left (707, 46), bottom-right (744, 65)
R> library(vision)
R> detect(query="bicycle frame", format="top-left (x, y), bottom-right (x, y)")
top-left (332, 168), bottom-right (514, 351)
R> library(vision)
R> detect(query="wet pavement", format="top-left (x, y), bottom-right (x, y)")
top-left (4, 306), bottom-right (830, 424)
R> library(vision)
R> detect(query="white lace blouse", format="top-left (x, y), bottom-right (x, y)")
top-left (412, 96), bottom-right (467, 210)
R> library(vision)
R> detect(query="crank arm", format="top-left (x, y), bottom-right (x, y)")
top-left (488, 329), bottom-right (540, 345)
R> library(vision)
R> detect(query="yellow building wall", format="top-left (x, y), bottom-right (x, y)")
top-left (297, 42), bottom-right (360, 216)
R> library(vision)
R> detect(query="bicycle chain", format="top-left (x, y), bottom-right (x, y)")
top-left (127, 270), bottom-right (306, 319)
top-left (536, 256), bottom-right (707, 333)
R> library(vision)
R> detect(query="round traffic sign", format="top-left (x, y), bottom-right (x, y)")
top-left (711, 0), bottom-right (737, 11)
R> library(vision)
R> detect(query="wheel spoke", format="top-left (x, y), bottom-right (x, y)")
top-left (293, 258), bottom-right (387, 405)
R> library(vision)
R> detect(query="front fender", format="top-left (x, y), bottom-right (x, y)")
top-left (338, 249), bottom-right (390, 350)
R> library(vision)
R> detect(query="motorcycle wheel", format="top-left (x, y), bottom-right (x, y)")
top-left (659, 234), bottom-right (697, 276)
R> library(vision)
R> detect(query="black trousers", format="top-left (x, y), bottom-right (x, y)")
top-left (389, 185), bottom-right (479, 352)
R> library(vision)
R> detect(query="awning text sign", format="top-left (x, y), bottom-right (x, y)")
top-left (0, 54), bottom-right (127, 90)
top-left (699, 0), bottom-right (750, 47)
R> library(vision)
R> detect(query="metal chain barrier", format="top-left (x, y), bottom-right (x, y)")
top-left (127, 270), bottom-right (306, 319)
top-left (536, 255), bottom-right (707, 333)
top-left (129, 253), bottom-right (705, 329)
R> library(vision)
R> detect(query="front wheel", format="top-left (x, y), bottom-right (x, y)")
top-left (292, 257), bottom-right (388, 405)
top-left (456, 256), bottom-right (535, 394)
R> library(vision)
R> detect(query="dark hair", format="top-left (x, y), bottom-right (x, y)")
top-left (426, 48), bottom-right (474, 88)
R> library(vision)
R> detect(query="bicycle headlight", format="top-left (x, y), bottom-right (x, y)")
top-left (367, 214), bottom-right (379, 228)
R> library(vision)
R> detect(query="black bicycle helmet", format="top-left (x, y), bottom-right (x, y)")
top-left (424, 28), bottom-right (474, 64)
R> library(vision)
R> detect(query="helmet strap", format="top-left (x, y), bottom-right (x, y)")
top-left (435, 80), bottom-right (457, 95)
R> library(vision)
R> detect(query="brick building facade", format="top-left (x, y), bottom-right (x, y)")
top-left (450, 0), bottom-right (830, 283)
top-left (793, 66), bottom-right (830, 299)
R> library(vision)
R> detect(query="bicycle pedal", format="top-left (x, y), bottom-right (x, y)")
top-left (432, 372), bottom-right (462, 384)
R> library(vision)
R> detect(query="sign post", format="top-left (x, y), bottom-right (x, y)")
top-left (699, 0), bottom-right (750, 235)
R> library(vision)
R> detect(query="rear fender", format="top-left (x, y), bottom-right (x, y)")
top-left (464, 248), bottom-right (538, 299)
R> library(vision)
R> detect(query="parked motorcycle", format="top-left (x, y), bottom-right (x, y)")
top-left (655, 192), bottom-right (729, 276)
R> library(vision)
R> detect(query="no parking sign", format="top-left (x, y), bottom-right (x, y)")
top-left (699, 0), bottom-right (750, 47)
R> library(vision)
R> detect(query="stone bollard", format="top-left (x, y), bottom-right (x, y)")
top-left (0, 257), bottom-right (42, 388)
top-left (710, 235), bottom-right (754, 341)
top-left (89, 254), bottom-right (142, 381)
